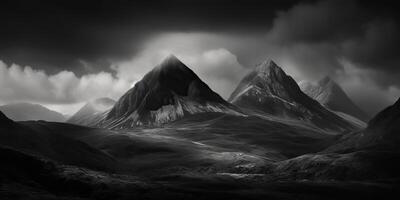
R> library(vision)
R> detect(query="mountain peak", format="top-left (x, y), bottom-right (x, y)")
top-left (101, 56), bottom-right (233, 128)
top-left (229, 60), bottom-right (359, 132)
top-left (156, 54), bottom-right (185, 70)
top-left (254, 59), bottom-right (283, 76)
top-left (164, 54), bottom-right (179, 62)
top-left (228, 59), bottom-right (297, 102)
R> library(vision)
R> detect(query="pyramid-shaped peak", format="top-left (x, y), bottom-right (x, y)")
top-left (158, 54), bottom-right (184, 66)
top-left (254, 59), bottom-right (285, 77)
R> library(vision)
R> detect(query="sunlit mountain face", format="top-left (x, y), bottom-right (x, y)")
top-left (1, 0), bottom-right (400, 199)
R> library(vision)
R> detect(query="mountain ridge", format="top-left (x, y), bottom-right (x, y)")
top-left (228, 59), bottom-right (359, 133)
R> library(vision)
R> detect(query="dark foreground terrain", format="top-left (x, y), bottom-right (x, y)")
top-left (1, 146), bottom-right (398, 200)
top-left (1, 110), bottom-right (400, 200)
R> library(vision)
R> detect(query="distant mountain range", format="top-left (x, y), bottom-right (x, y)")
top-left (0, 102), bottom-right (66, 122)
top-left (228, 60), bottom-right (359, 132)
top-left (67, 97), bottom-right (115, 126)
top-left (300, 76), bottom-right (369, 122)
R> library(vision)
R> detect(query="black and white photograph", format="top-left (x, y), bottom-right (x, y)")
top-left (1, 0), bottom-right (400, 199)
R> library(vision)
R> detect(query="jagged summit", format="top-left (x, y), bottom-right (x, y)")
top-left (229, 60), bottom-right (358, 132)
top-left (254, 59), bottom-right (283, 75)
top-left (152, 54), bottom-right (194, 76)
top-left (99, 55), bottom-right (239, 128)
top-left (229, 59), bottom-right (301, 103)
top-left (300, 76), bottom-right (369, 122)
top-left (156, 54), bottom-right (183, 69)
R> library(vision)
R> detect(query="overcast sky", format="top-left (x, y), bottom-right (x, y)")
top-left (1, 0), bottom-right (399, 116)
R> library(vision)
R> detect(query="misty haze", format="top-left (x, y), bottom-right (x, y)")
top-left (1, 0), bottom-right (400, 199)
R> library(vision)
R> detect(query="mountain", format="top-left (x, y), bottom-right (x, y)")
top-left (327, 97), bottom-right (400, 151)
top-left (99, 55), bottom-right (241, 128)
top-left (367, 97), bottom-right (400, 141)
top-left (0, 102), bottom-right (66, 122)
top-left (300, 76), bottom-right (369, 122)
top-left (270, 97), bottom-right (400, 182)
top-left (67, 97), bottom-right (115, 126)
top-left (228, 59), bottom-right (358, 133)
top-left (0, 111), bottom-right (117, 172)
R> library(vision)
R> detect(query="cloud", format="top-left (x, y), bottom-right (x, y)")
top-left (267, 0), bottom-right (367, 44)
top-left (257, 0), bottom-right (400, 115)
top-left (0, 60), bottom-right (132, 106)
top-left (111, 33), bottom-right (249, 99)
top-left (334, 59), bottom-right (400, 116)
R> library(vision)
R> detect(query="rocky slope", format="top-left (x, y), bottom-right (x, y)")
top-left (228, 60), bottom-right (358, 133)
top-left (99, 55), bottom-right (242, 129)
top-left (300, 76), bottom-right (369, 122)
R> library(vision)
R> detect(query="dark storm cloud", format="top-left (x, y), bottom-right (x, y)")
top-left (264, 0), bottom-right (400, 85)
top-left (258, 0), bottom-right (400, 115)
top-left (0, 0), bottom-right (303, 75)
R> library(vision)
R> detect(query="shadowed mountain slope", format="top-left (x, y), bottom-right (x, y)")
top-left (99, 55), bottom-right (241, 128)
top-left (327, 97), bottom-right (400, 152)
